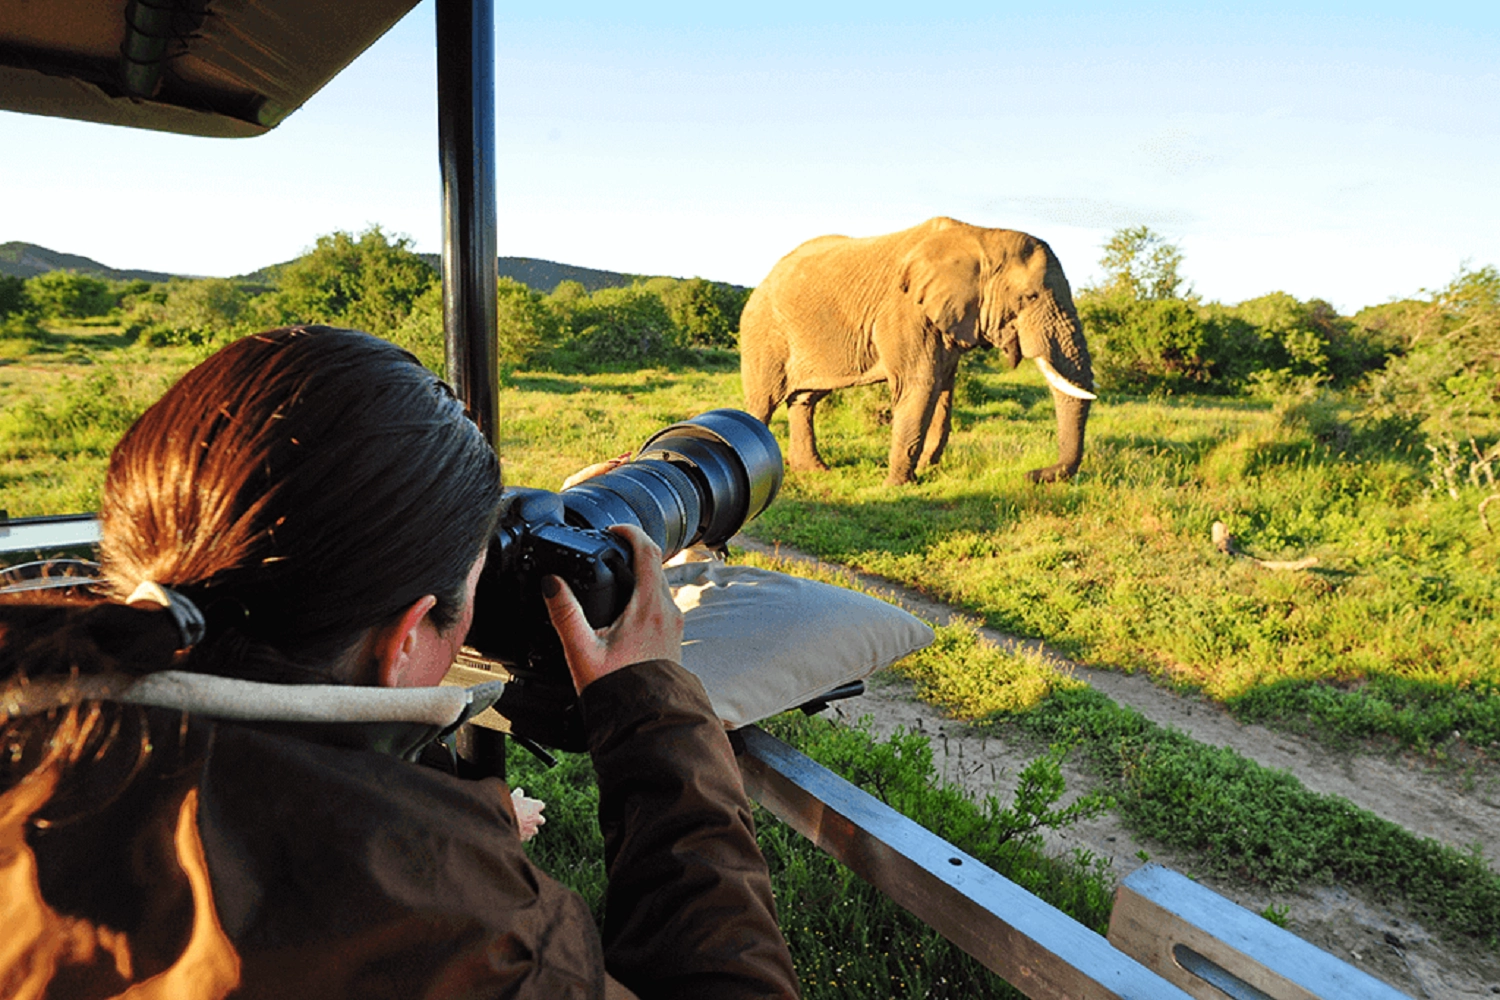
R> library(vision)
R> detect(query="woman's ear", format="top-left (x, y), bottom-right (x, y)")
top-left (373, 594), bottom-right (438, 688)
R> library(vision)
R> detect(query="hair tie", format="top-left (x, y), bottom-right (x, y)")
top-left (126, 581), bottom-right (207, 650)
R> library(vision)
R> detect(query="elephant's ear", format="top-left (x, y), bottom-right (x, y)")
top-left (899, 244), bottom-right (982, 349)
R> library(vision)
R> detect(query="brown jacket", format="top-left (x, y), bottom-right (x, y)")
top-left (2, 661), bottom-right (799, 999)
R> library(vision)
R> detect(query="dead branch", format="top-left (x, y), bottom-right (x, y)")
top-left (1211, 520), bottom-right (1319, 571)
top-left (1480, 495), bottom-right (1500, 534)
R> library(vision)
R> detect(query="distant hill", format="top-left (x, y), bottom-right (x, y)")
top-left (427, 254), bottom-right (653, 294)
top-left (248, 253), bottom-right (656, 294)
top-left (5, 241), bottom-right (741, 295)
top-left (0, 242), bottom-right (181, 282)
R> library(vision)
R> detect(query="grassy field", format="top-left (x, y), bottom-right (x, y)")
top-left (5, 324), bottom-right (1500, 989)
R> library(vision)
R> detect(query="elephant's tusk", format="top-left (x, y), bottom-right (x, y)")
top-left (1034, 357), bottom-right (1097, 400)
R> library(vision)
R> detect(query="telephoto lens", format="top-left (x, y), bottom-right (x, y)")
top-left (560, 408), bottom-right (782, 557)
top-left (460, 409), bottom-right (782, 750)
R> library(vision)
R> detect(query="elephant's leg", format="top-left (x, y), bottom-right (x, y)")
top-left (885, 380), bottom-right (941, 486)
top-left (918, 384), bottom-right (954, 470)
top-left (786, 390), bottom-right (831, 472)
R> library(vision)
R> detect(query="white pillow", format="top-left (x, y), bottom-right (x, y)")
top-left (668, 561), bottom-right (935, 728)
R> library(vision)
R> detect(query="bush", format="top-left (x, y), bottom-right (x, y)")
top-left (1223, 292), bottom-right (1388, 386)
top-left (0, 275), bottom-right (28, 318)
top-left (649, 276), bottom-right (750, 348)
top-left (553, 284), bottom-right (683, 366)
top-left (266, 226), bottom-right (436, 337)
top-left (1356, 266), bottom-right (1500, 437)
top-left (388, 279), bottom-right (563, 375)
top-left (1079, 291), bottom-right (1215, 392)
top-left (126, 278), bottom-right (249, 347)
top-left (24, 271), bottom-right (116, 319)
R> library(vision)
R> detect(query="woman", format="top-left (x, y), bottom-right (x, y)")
top-left (0, 327), bottom-right (799, 999)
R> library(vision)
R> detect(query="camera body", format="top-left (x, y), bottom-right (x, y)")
top-left (462, 409), bottom-right (782, 750)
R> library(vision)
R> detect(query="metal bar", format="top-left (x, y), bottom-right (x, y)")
top-left (436, 0), bottom-right (499, 447)
top-left (736, 725), bottom-right (1197, 1000)
top-left (1109, 865), bottom-right (1413, 1000)
top-left (0, 514), bottom-right (101, 557)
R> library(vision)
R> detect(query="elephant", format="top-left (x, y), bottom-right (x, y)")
top-left (740, 217), bottom-right (1096, 486)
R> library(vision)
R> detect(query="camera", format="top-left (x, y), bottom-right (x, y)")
top-left (461, 409), bottom-right (782, 750)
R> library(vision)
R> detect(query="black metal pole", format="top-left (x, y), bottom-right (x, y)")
top-left (437, 0), bottom-right (503, 778)
top-left (437, 0), bottom-right (498, 448)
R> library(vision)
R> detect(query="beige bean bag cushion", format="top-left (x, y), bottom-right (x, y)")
top-left (668, 561), bottom-right (934, 728)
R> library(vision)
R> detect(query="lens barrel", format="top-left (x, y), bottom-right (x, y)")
top-left (561, 409), bottom-right (782, 555)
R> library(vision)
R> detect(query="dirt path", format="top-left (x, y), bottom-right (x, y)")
top-left (732, 535), bottom-right (1500, 999)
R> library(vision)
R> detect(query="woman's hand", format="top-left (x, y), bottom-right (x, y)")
top-left (541, 523), bottom-right (683, 694)
top-left (510, 787), bottom-right (547, 843)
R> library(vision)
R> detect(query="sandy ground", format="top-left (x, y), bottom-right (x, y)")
top-left (732, 535), bottom-right (1500, 999)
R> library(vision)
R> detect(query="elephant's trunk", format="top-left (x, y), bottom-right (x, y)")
top-left (1028, 391), bottom-right (1091, 483)
top-left (1016, 277), bottom-right (1094, 482)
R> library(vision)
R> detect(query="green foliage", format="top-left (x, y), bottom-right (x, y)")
top-left (650, 276), bottom-right (750, 348)
top-left (0, 275), bottom-right (28, 318)
top-left (1224, 293), bottom-right (1388, 386)
top-left (387, 278), bottom-right (566, 376)
top-left (0, 367), bottom-right (161, 461)
top-left (266, 226), bottom-right (437, 337)
top-left (1079, 292), bottom-right (1214, 392)
top-left (125, 278), bottom-right (249, 347)
top-left (24, 271), bottom-right (116, 319)
top-left (1082, 227), bottom-right (1394, 395)
top-left (385, 283), bottom-right (445, 373)
top-left (1096, 225), bottom-right (1186, 300)
top-left (1009, 686), bottom-right (1500, 943)
top-left (496, 278), bottom-right (564, 368)
top-left (1357, 266), bottom-right (1500, 439)
top-left (1228, 674), bottom-right (1500, 753)
top-left (549, 283), bottom-right (683, 367)
top-left (1259, 903), bottom-right (1291, 928)
top-left (510, 711), bottom-right (1116, 999)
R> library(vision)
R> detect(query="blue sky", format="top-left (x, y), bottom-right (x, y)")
top-left (3, 1), bottom-right (1496, 312)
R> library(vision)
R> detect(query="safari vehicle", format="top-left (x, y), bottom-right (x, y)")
top-left (0, 4), bottom-right (1408, 998)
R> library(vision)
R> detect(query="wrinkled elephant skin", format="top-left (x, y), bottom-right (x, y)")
top-left (740, 217), bottom-right (1095, 486)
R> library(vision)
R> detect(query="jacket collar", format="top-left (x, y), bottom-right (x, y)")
top-left (3, 671), bottom-right (507, 761)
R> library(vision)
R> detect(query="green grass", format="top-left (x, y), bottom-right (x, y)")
top-left (998, 684), bottom-right (1500, 944)
top-left (0, 321), bottom-right (198, 514)
top-left (9, 327), bottom-right (1500, 966)
top-left (746, 358), bottom-right (1500, 754)
top-left (511, 711), bottom-right (1115, 999)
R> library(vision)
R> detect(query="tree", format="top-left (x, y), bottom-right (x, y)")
top-left (0, 275), bottom-right (26, 318)
top-left (651, 276), bottom-right (748, 348)
top-left (24, 271), bottom-right (117, 318)
top-left (270, 226), bottom-right (436, 336)
top-left (389, 278), bottom-right (561, 374)
top-left (1097, 226), bottom-right (1186, 300)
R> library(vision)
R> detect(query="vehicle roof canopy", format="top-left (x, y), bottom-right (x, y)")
top-left (0, 0), bottom-right (421, 138)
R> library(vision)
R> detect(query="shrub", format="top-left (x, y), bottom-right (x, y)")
top-left (266, 226), bottom-right (436, 337)
top-left (126, 277), bottom-right (248, 346)
top-left (649, 276), bottom-right (750, 348)
top-left (24, 271), bottom-right (116, 319)
top-left (388, 279), bottom-right (561, 375)
top-left (1079, 290), bottom-right (1215, 392)
top-left (0, 367), bottom-right (160, 459)
top-left (1356, 265), bottom-right (1500, 437)
top-left (0, 274), bottom-right (28, 318)
top-left (554, 284), bottom-right (683, 366)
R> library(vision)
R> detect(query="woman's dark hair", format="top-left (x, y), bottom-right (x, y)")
top-left (96, 326), bottom-right (502, 683)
